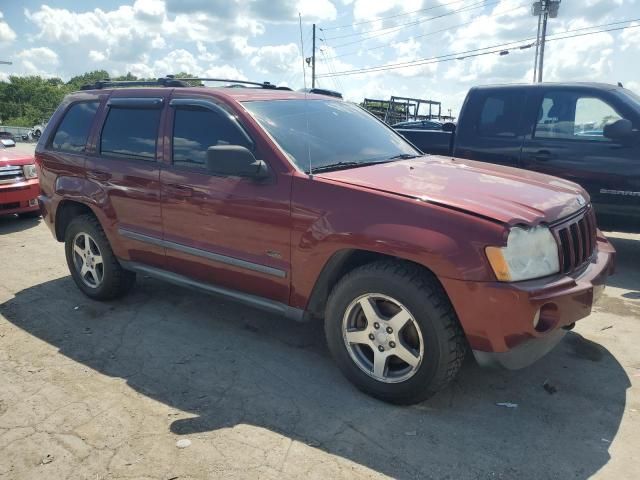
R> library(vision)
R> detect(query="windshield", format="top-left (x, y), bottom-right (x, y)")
top-left (242, 99), bottom-right (419, 173)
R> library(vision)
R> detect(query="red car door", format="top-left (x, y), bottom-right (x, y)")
top-left (85, 93), bottom-right (168, 268)
top-left (159, 96), bottom-right (292, 304)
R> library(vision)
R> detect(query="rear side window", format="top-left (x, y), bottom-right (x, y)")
top-left (51, 101), bottom-right (99, 152)
top-left (172, 106), bottom-right (252, 169)
top-left (100, 107), bottom-right (161, 160)
top-left (477, 92), bottom-right (522, 137)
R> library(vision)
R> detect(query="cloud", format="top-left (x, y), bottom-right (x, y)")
top-left (16, 47), bottom-right (59, 75)
top-left (251, 44), bottom-right (300, 74)
top-left (0, 10), bottom-right (17, 44)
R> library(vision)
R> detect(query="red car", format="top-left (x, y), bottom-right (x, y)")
top-left (36, 78), bottom-right (615, 404)
top-left (0, 145), bottom-right (40, 217)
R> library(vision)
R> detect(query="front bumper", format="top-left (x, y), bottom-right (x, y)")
top-left (0, 179), bottom-right (40, 215)
top-left (441, 234), bottom-right (615, 369)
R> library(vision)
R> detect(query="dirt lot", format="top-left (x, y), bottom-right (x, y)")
top-left (1, 157), bottom-right (639, 479)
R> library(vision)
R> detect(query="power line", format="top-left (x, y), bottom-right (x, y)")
top-left (317, 21), bottom-right (640, 78)
top-left (323, 3), bottom-right (528, 61)
top-left (321, 0), bottom-right (473, 31)
top-left (322, 0), bottom-right (496, 42)
top-left (319, 32), bottom-right (345, 93)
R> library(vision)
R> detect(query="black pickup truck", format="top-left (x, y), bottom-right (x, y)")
top-left (397, 83), bottom-right (640, 233)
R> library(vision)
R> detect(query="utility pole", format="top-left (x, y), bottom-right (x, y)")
top-left (312, 23), bottom-right (316, 88)
top-left (531, 1), bottom-right (561, 83)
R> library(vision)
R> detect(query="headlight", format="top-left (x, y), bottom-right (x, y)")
top-left (486, 226), bottom-right (560, 282)
top-left (23, 164), bottom-right (37, 179)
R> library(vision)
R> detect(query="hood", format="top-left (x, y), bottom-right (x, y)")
top-left (318, 156), bottom-right (588, 225)
top-left (0, 148), bottom-right (35, 167)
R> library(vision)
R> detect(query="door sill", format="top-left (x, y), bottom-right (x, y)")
top-left (119, 260), bottom-right (305, 322)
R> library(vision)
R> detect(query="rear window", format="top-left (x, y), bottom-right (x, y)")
top-left (100, 107), bottom-right (161, 160)
top-left (51, 101), bottom-right (99, 152)
top-left (477, 92), bottom-right (522, 137)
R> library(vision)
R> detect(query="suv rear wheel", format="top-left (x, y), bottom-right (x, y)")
top-left (64, 214), bottom-right (135, 300)
top-left (325, 261), bottom-right (466, 404)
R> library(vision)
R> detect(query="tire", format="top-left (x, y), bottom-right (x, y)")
top-left (18, 210), bottom-right (41, 219)
top-left (324, 260), bottom-right (466, 405)
top-left (64, 214), bottom-right (135, 300)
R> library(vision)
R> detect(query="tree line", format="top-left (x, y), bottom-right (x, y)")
top-left (0, 70), bottom-right (196, 127)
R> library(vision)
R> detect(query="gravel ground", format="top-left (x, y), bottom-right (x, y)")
top-left (0, 151), bottom-right (638, 479)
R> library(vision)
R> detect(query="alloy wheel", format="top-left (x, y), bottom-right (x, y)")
top-left (72, 232), bottom-right (104, 288)
top-left (342, 293), bottom-right (424, 383)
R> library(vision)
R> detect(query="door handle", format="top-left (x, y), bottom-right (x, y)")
top-left (166, 183), bottom-right (193, 197)
top-left (87, 170), bottom-right (111, 181)
top-left (531, 150), bottom-right (552, 161)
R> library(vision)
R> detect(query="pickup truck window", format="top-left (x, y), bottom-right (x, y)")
top-left (477, 92), bottom-right (521, 137)
top-left (534, 93), bottom-right (622, 142)
top-left (100, 107), bottom-right (161, 160)
top-left (172, 106), bottom-right (252, 169)
top-left (243, 99), bottom-right (418, 173)
top-left (51, 101), bottom-right (99, 152)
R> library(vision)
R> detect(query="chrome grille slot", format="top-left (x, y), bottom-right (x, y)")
top-left (0, 165), bottom-right (25, 185)
top-left (553, 207), bottom-right (597, 274)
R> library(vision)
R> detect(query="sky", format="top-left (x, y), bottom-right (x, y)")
top-left (0, 0), bottom-right (639, 115)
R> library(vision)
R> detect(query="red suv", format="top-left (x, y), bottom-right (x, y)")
top-left (36, 78), bottom-right (615, 404)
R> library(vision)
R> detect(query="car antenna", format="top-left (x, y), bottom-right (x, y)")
top-left (299, 13), bottom-right (313, 178)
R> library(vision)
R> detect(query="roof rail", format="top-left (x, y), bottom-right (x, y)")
top-left (80, 77), bottom-right (189, 90)
top-left (80, 75), bottom-right (292, 91)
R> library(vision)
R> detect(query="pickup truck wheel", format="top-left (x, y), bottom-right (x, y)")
top-left (325, 261), bottom-right (466, 404)
top-left (64, 215), bottom-right (135, 300)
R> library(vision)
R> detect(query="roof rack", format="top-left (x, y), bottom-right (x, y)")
top-left (80, 75), bottom-right (292, 91)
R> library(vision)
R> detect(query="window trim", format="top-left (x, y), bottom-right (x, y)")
top-left (48, 100), bottom-right (101, 154)
top-left (98, 104), bottom-right (163, 162)
top-left (168, 98), bottom-right (256, 173)
top-left (107, 97), bottom-right (164, 109)
top-left (532, 92), bottom-right (623, 143)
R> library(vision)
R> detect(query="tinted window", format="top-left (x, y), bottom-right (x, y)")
top-left (52, 101), bottom-right (99, 152)
top-left (243, 100), bottom-right (418, 172)
top-left (172, 106), bottom-right (251, 169)
top-left (477, 93), bottom-right (521, 137)
top-left (100, 107), bottom-right (161, 160)
top-left (534, 92), bottom-right (622, 141)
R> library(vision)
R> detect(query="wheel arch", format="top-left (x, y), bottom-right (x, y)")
top-left (54, 200), bottom-right (97, 241)
top-left (304, 248), bottom-right (445, 321)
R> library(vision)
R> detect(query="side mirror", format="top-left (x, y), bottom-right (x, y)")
top-left (603, 118), bottom-right (633, 139)
top-left (206, 145), bottom-right (269, 179)
top-left (442, 122), bottom-right (456, 133)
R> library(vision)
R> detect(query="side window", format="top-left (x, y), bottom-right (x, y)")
top-left (534, 93), bottom-right (622, 141)
top-left (477, 92), bottom-right (521, 137)
top-left (172, 106), bottom-right (251, 169)
top-left (100, 107), bottom-right (161, 160)
top-left (51, 101), bottom-right (99, 152)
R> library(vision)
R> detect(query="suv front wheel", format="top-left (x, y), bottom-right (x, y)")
top-left (325, 261), bottom-right (466, 404)
top-left (64, 214), bottom-right (135, 300)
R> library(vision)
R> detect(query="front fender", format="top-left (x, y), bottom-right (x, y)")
top-left (289, 174), bottom-right (506, 310)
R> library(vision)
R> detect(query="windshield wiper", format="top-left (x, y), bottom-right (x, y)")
top-left (310, 154), bottom-right (421, 173)
top-left (388, 153), bottom-right (421, 160)
top-left (310, 161), bottom-right (362, 173)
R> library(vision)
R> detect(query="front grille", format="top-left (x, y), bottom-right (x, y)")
top-left (552, 207), bottom-right (597, 273)
top-left (0, 165), bottom-right (24, 185)
top-left (0, 202), bottom-right (20, 210)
